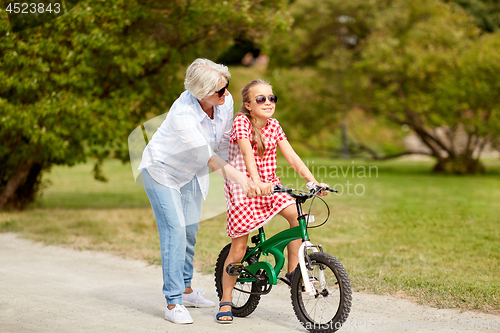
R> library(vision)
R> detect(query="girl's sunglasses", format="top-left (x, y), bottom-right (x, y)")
top-left (254, 94), bottom-right (278, 104)
top-left (215, 82), bottom-right (229, 97)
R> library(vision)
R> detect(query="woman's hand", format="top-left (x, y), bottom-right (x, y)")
top-left (241, 178), bottom-right (274, 198)
top-left (245, 178), bottom-right (261, 198)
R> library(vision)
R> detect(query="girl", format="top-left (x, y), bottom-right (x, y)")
top-left (216, 79), bottom-right (328, 323)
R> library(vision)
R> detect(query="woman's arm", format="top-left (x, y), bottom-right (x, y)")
top-left (207, 154), bottom-right (260, 197)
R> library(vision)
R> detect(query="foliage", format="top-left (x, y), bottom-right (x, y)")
top-left (449, 0), bottom-right (500, 32)
top-left (269, 67), bottom-right (342, 157)
top-left (268, 68), bottom-right (407, 158)
top-left (269, 0), bottom-right (404, 158)
top-left (352, 0), bottom-right (500, 173)
top-left (270, 0), bottom-right (500, 173)
top-left (0, 0), bottom-right (292, 209)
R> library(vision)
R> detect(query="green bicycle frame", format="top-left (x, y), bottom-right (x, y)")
top-left (239, 204), bottom-right (310, 286)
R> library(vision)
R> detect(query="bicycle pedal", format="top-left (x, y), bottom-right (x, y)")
top-left (226, 262), bottom-right (244, 276)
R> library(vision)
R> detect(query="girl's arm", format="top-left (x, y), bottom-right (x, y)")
top-left (237, 139), bottom-right (273, 195)
top-left (278, 140), bottom-right (328, 195)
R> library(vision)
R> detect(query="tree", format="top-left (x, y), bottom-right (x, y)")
top-left (351, 0), bottom-right (500, 173)
top-left (270, 0), bottom-right (500, 173)
top-left (268, 0), bottom-right (378, 157)
top-left (449, 0), bottom-right (500, 32)
top-left (0, 0), bottom-right (292, 210)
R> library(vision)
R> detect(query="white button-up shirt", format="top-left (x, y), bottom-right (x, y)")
top-left (138, 90), bottom-right (233, 199)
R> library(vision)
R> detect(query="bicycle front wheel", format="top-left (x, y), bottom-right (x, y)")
top-left (290, 252), bottom-right (352, 333)
top-left (214, 243), bottom-right (261, 317)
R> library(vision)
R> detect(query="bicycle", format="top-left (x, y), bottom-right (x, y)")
top-left (214, 182), bottom-right (352, 333)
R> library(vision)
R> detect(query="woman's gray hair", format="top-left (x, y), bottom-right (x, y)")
top-left (184, 58), bottom-right (231, 100)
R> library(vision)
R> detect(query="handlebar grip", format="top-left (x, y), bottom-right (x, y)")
top-left (274, 184), bottom-right (338, 194)
top-left (273, 184), bottom-right (287, 193)
top-left (307, 181), bottom-right (339, 194)
top-left (317, 186), bottom-right (338, 193)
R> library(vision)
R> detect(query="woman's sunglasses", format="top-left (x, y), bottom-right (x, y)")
top-left (215, 82), bottom-right (229, 97)
top-left (254, 95), bottom-right (278, 104)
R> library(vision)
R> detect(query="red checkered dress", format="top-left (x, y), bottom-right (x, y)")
top-left (224, 114), bottom-right (295, 238)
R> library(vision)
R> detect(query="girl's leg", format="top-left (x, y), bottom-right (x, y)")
top-left (278, 205), bottom-right (301, 275)
top-left (219, 235), bottom-right (249, 320)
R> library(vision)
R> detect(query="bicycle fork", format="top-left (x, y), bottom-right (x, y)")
top-left (296, 200), bottom-right (325, 295)
top-left (298, 241), bottom-right (325, 295)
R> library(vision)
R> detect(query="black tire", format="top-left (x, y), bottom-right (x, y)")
top-left (214, 243), bottom-right (261, 317)
top-left (290, 252), bottom-right (352, 333)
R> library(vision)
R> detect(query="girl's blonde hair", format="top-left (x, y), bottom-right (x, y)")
top-left (240, 79), bottom-right (272, 158)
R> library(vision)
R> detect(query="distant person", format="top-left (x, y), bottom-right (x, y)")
top-left (216, 79), bottom-right (329, 323)
top-left (138, 59), bottom-right (261, 325)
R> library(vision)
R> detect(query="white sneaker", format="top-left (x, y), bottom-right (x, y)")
top-left (164, 304), bottom-right (193, 324)
top-left (182, 289), bottom-right (216, 308)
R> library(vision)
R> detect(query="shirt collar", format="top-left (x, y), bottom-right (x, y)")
top-left (187, 91), bottom-right (219, 123)
top-left (186, 92), bottom-right (204, 123)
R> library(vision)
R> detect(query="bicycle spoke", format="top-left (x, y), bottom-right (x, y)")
top-left (233, 282), bottom-right (250, 307)
top-left (295, 258), bottom-right (347, 326)
top-left (321, 294), bottom-right (339, 314)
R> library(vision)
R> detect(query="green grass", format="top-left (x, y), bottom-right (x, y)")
top-left (34, 160), bottom-right (151, 209)
top-left (1, 158), bottom-right (499, 314)
top-left (303, 158), bottom-right (500, 313)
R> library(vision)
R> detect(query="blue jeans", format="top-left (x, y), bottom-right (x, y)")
top-left (142, 169), bottom-right (202, 305)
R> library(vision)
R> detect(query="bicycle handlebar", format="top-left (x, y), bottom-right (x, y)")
top-left (273, 182), bottom-right (336, 228)
top-left (273, 182), bottom-right (338, 200)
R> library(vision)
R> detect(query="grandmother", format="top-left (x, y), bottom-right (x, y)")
top-left (138, 58), bottom-right (259, 325)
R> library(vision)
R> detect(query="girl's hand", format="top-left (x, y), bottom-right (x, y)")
top-left (317, 182), bottom-right (330, 196)
top-left (257, 182), bottom-right (274, 196)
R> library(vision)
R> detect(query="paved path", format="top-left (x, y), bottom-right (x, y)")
top-left (1, 233), bottom-right (499, 333)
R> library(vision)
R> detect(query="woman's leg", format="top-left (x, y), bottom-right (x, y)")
top-left (219, 235), bottom-right (249, 320)
top-left (179, 177), bottom-right (203, 290)
top-left (142, 169), bottom-right (187, 307)
top-left (278, 205), bottom-right (300, 275)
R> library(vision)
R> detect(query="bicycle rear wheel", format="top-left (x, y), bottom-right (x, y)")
top-left (214, 243), bottom-right (261, 317)
top-left (290, 252), bottom-right (352, 333)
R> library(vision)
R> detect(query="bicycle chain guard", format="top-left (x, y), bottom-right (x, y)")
top-left (234, 268), bottom-right (272, 295)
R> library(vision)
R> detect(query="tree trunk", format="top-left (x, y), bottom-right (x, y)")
top-left (404, 111), bottom-right (488, 175)
top-left (432, 155), bottom-right (485, 175)
top-left (0, 161), bottom-right (43, 210)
